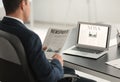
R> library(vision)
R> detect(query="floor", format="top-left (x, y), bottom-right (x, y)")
top-left (29, 22), bottom-right (111, 82)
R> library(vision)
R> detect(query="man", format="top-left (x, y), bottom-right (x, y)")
top-left (0, 0), bottom-right (63, 82)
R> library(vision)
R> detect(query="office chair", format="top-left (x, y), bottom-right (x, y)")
top-left (0, 30), bottom-right (35, 82)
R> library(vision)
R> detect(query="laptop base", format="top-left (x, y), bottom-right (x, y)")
top-left (63, 46), bottom-right (108, 59)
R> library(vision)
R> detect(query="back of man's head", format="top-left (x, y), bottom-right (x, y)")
top-left (2, 0), bottom-right (27, 15)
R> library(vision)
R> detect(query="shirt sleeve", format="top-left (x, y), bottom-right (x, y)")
top-left (27, 33), bottom-right (64, 82)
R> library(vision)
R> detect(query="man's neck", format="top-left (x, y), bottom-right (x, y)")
top-left (5, 15), bottom-right (24, 24)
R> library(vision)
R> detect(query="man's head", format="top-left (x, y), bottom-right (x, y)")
top-left (2, 0), bottom-right (30, 22)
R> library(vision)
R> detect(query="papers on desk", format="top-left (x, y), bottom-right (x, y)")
top-left (106, 58), bottom-right (120, 69)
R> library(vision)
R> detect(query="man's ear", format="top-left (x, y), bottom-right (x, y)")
top-left (20, 0), bottom-right (26, 11)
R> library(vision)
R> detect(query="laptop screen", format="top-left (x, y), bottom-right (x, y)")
top-left (78, 23), bottom-right (109, 48)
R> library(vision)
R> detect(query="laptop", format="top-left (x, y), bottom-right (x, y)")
top-left (63, 22), bottom-right (111, 59)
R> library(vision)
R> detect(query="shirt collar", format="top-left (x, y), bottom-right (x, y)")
top-left (5, 16), bottom-right (24, 24)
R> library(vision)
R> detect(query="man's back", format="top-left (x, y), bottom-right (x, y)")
top-left (0, 17), bottom-right (63, 82)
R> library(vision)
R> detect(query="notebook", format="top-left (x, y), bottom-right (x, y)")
top-left (63, 22), bottom-right (111, 59)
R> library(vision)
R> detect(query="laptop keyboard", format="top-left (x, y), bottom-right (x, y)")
top-left (72, 47), bottom-right (102, 54)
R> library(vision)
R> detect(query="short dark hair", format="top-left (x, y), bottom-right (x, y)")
top-left (2, 0), bottom-right (27, 15)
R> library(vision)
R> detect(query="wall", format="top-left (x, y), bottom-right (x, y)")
top-left (0, 0), bottom-right (5, 19)
top-left (33, 0), bottom-right (90, 24)
top-left (0, 0), bottom-right (2, 7)
top-left (33, 0), bottom-right (120, 24)
top-left (96, 0), bottom-right (120, 24)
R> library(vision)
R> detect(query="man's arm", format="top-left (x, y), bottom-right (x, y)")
top-left (27, 34), bottom-right (64, 82)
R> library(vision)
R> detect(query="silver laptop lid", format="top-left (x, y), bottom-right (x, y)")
top-left (76, 22), bottom-right (111, 51)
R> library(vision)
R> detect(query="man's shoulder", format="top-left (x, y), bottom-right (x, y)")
top-left (23, 27), bottom-right (39, 39)
top-left (0, 19), bottom-right (39, 41)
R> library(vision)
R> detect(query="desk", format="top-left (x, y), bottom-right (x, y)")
top-left (32, 26), bottom-right (120, 82)
top-left (63, 45), bottom-right (120, 82)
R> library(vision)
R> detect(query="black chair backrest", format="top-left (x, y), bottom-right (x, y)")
top-left (0, 30), bottom-right (36, 82)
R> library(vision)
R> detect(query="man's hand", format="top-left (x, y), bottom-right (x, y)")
top-left (52, 54), bottom-right (63, 66)
top-left (42, 46), bottom-right (47, 51)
